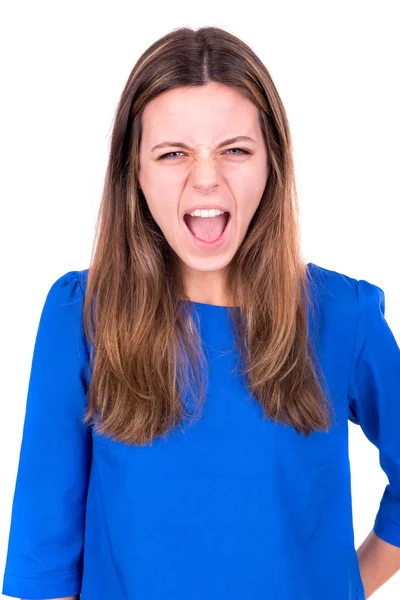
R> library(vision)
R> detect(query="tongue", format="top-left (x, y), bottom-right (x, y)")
top-left (185, 214), bottom-right (228, 242)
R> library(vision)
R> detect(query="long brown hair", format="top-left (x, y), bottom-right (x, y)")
top-left (82, 25), bottom-right (334, 445)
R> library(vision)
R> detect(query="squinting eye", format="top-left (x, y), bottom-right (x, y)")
top-left (225, 148), bottom-right (250, 156)
top-left (158, 151), bottom-right (185, 160)
top-left (158, 148), bottom-right (250, 160)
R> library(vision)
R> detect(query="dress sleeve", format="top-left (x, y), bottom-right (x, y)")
top-left (2, 271), bottom-right (92, 599)
top-left (348, 278), bottom-right (400, 547)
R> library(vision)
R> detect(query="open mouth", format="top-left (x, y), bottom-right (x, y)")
top-left (183, 211), bottom-right (230, 243)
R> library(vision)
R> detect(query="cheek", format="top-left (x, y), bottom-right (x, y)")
top-left (142, 187), bottom-right (180, 232)
top-left (241, 167), bottom-right (268, 212)
top-left (227, 159), bottom-right (267, 193)
top-left (239, 180), bottom-right (264, 214)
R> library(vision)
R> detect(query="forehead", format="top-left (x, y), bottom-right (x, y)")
top-left (141, 82), bottom-right (260, 142)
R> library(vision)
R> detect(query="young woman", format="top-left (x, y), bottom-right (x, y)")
top-left (2, 25), bottom-right (400, 600)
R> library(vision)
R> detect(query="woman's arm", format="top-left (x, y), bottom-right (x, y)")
top-left (357, 530), bottom-right (400, 598)
top-left (2, 272), bottom-right (91, 599)
top-left (348, 280), bottom-right (400, 596)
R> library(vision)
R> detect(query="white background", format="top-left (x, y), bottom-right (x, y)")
top-left (0, 1), bottom-right (399, 598)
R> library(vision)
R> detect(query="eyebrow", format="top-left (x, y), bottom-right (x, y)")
top-left (150, 136), bottom-right (257, 153)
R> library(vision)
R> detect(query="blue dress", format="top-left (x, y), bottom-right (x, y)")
top-left (3, 263), bottom-right (400, 600)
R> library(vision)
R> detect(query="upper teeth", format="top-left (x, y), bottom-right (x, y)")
top-left (187, 209), bottom-right (226, 218)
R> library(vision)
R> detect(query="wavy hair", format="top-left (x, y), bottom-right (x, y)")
top-left (82, 25), bottom-right (334, 445)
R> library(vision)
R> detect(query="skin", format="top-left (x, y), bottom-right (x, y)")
top-left (138, 81), bottom-right (269, 306)
top-left (357, 530), bottom-right (400, 597)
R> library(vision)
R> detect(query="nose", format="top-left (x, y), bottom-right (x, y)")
top-left (191, 156), bottom-right (219, 195)
top-left (193, 181), bottom-right (218, 194)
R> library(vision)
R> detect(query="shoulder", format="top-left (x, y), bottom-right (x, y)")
top-left (307, 262), bottom-right (360, 330)
top-left (307, 261), bottom-right (386, 331)
top-left (36, 269), bottom-right (90, 339)
top-left (307, 261), bottom-right (358, 299)
top-left (44, 268), bottom-right (89, 304)
top-left (308, 262), bottom-right (383, 304)
top-left (47, 267), bottom-right (89, 292)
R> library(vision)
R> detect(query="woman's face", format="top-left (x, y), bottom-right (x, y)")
top-left (138, 81), bottom-right (269, 290)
